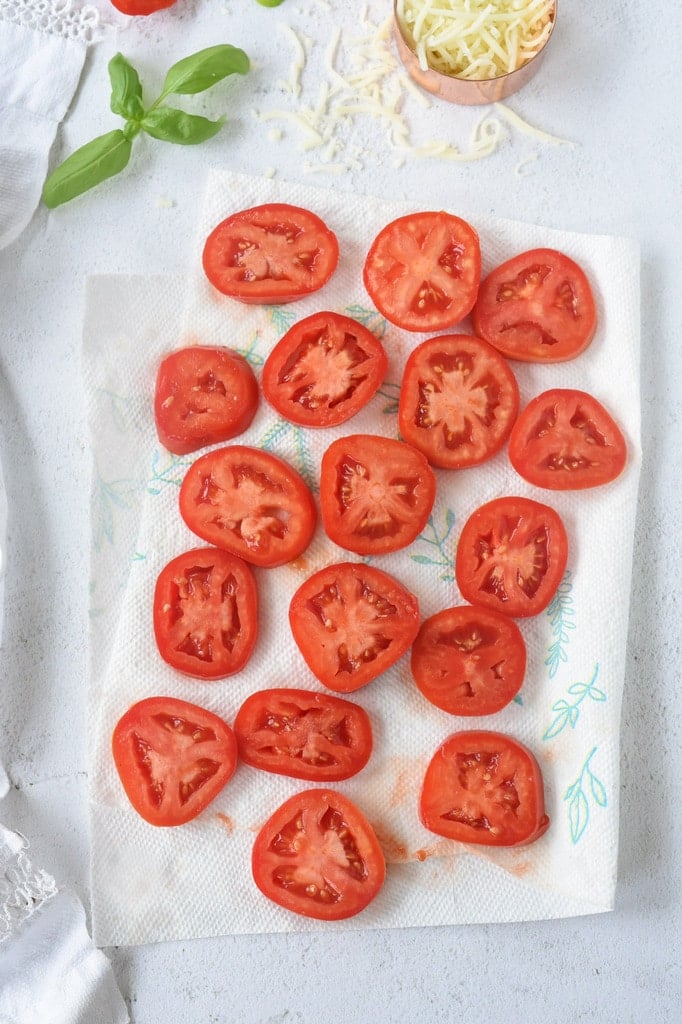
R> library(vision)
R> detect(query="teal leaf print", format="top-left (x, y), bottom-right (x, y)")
top-left (411, 510), bottom-right (456, 581)
top-left (98, 389), bottom-right (132, 433)
top-left (568, 789), bottom-right (590, 844)
top-left (147, 450), bottom-right (194, 494)
top-left (343, 304), bottom-right (388, 339)
top-left (542, 663), bottom-right (603, 740)
top-left (259, 419), bottom-right (317, 491)
top-left (545, 570), bottom-right (576, 678)
top-left (92, 468), bottom-right (136, 551)
top-left (564, 747), bottom-right (607, 844)
top-left (377, 381), bottom-right (401, 416)
top-left (268, 305), bottom-right (297, 335)
top-left (237, 329), bottom-right (264, 368)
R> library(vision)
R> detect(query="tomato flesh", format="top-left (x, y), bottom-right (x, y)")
top-left (109, 0), bottom-right (175, 13)
top-left (112, 697), bottom-right (237, 826)
top-left (420, 730), bottom-right (549, 846)
top-left (398, 333), bottom-right (519, 469)
top-left (252, 789), bottom-right (386, 920)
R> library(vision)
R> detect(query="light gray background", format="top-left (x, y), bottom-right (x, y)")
top-left (0, 0), bottom-right (679, 1020)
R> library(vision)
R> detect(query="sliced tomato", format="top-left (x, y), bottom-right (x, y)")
top-left (109, 0), bottom-right (175, 13)
top-left (262, 311), bottom-right (388, 428)
top-left (252, 788), bottom-right (386, 920)
top-left (411, 606), bottom-right (526, 715)
top-left (455, 496), bottom-right (568, 618)
top-left (363, 212), bottom-right (481, 332)
top-left (154, 346), bottom-right (259, 456)
top-left (398, 333), bottom-right (519, 469)
top-left (289, 562), bottom-right (420, 692)
top-left (509, 388), bottom-right (627, 490)
top-left (420, 730), bottom-right (550, 847)
top-left (234, 688), bottom-right (372, 781)
top-left (320, 434), bottom-right (436, 555)
top-left (202, 203), bottom-right (339, 304)
top-left (112, 697), bottom-right (237, 827)
top-left (179, 445), bottom-right (316, 568)
top-left (472, 248), bottom-right (597, 362)
top-left (153, 547), bottom-right (257, 679)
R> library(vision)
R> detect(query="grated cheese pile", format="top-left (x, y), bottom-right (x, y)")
top-left (396, 0), bottom-right (555, 79)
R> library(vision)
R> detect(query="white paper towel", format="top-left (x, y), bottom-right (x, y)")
top-left (84, 170), bottom-right (640, 946)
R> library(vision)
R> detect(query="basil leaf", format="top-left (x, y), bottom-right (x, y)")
top-left (109, 53), bottom-right (144, 120)
top-left (42, 130), bottom-right (132, 209)
top-left (160, 45), bottom-right (250, 97)
top-left (141, 107), bottom-right (225, 145)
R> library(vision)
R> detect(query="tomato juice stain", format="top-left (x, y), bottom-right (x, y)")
top-left (215, 812), bottom-right (234, 835)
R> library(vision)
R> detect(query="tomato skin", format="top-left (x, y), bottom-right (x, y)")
top-left (363, 212), bottom-right (481, 332)
top-left (112, 697), bottom-right (238, 827)
top-left (153, 547), bottom-right (257, 679)
top-left (472, 248), bottom-right (597, 363)
top-left (289, 562), bottom-right (420, 692)
top-left (262, 311), bottom-right (388, 428)
top-left (398, 333), bottom-right (520, 469)
top-left (420, 730), bottom-right (550, 847)
top-left (234, 688), bottom-right (373, 781)
top-left (320, 434), bottom-right (436, 555)
top-left (508, 388), bottom-right (627, 490)
top-left (411, 606), bottom-right (526, 716)
top-left (109, 0), bottom-right (175, 13)
top-left (252, 788), bottom-right (386, 920)
top-left (179, 445), bottom-right (317, 568)
top-left (455, 496), bottom-right (568, 618)
top-left (154, 346), bottom-right (259, 456)
top-left (202, 203), bottom-right (339, 304)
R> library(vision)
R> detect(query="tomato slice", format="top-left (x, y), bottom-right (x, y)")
top-left (153, 547), bottom-right (257, 679)
top-left (363, 212), bottom-right (481, 332)
top-left (289, 562), bottom-right (420, 692)
top-left (420, 730), bottom-right (550, 847)
top-left (472, 248), bottom-right (597, 362)
top-left (202, 203), bottom-right (339, 304)
top-left (262, 311), bottom-right (388, 428)
top-left (411, 606), bottom-right (526, 716)
top-left (455, 496), bottom-right (568, 618)
top-left (109, 0), bottom-right (175, 13)
top-left (398, 333), bottom-right (519, 469)
top-left (252, 788), bottom-right (386, 920)
top-left (509, 388), bottom-right (627, 490)
top-left (154, 346), bottom-right (259, 456)
top-left (179, 445), bottom-right (316, 568)
top-left (112, 697), bottom-right (238, 827)
top-left (234, 688), bottom-right (372, 781)
top-left (320, 434), bottom-right (436, 555)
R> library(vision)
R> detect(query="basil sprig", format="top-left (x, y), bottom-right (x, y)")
top-left (43, 45), bottom-right (249, 209)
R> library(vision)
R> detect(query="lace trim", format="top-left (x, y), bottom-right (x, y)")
top-left (1, 832), bottom-right (58, 942)
top-left (0, 0), bottom-right (103, 45)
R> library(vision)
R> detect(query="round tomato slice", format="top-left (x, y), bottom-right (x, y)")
top-left (252, 788), bottom-right (386, 920)
top-left (363, 212), bottom-right (481, 332)
top-left (289, 562), bottom-right (420, 692)
top-left (472, 248), bottom-right (597, 362)
top-left (398, 333), bottom-right (519, 469)
top-left (154, 346), bottom-right (259, 456)
top-left (202, 203), bottom-right (339, 304)
top-left (112, 696), bottom-right (238, 827)
top-left (234, 688), bottom-right (372, 781)
top-left (262, 311), bottom-right (388, 428)
top-left (420, 730), bottom-right (550, 847)
top-left (320, 434), bottom-right (436, 555)
top-left (509, 388), bottom-right (627, 490)
top-left (153, 547), bottom-right (257, 679)
top-left (411, 606), bottom-right (526, 716)
top-left (455, 496), bottom-right (568, 618)
top-left (110, 0), bottom-right (175, 13)
top-left (179, 445), bottom-right (316, 568)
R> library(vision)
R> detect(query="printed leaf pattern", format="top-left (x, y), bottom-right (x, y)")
top-left (268, 304), bottom-right (297, 335)
top-left (147, 450), bottom-right (194, 494)
top-left (343, 304), bottom-right (388, 339)
top-left (237, 329), bottom-right (264, 368)
top-left (410, 509), bottom-right (456, 581)
top-left (377, 381), bottom-right (401, 416)
top-left (92, 467), bottom-right (137, 551)
top-left (259, 419), bottom-right (317, 491)
top-left (564, 748), bottom-right (607, 843)
top-left (545, 570), bottom-right (576, 677)
top-left (543, 663), bottom-right (604, 740)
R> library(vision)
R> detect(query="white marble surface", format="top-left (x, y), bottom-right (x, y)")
top-left (0, 0), bottom-right (680, 1020)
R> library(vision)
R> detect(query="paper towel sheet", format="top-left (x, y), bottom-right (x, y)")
top-left (85, 171), bottom-right (640, 946)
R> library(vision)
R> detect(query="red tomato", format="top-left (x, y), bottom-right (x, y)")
top-left (319, 434), bottom-right (436, 555)
top-left (261, 311), bottom-right (388, 428)
top-left (472, 248), bottom-right (597, 362)
top-left (234, 688), bottom-right (372, 781)
top-left (455, 496), bottom-right (568, 618)
top-left (202, 203), bottom-right (339, 304)
top-left (363, 212), bottom-right (481, 332)
top-left (252, 788), bottom-right (386, 920)
top-left (289, 562), bottom-right (420, 692)
top-left (398, 333), bottom-right (520, 469)
top-left (153, 547), bottom-right (257, 679)
top-left (112, 696), bottom-right (237, 826)
top-left (179, 445), bottom-right (316, 568)
top-left (420, 730), bottom-right (550, 847)
top-left (109, 0), bottom-right (175, 12)
top-left (154, 346), bottom-right (259, 456)
top-left (411, 606), bottom-right (526, 716)
top-left (509, 388), bottom-right (628, 490)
